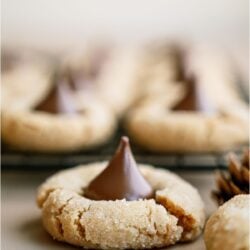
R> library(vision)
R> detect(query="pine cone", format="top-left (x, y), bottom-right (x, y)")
top-left (212, 149), bottom-right (250, 205)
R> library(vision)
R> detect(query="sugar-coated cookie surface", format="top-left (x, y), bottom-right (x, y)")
top-left (37, 162), bottom-right (205, 249)
top-left (1, 49), bottom-right (117, 152)
top-left (204, 195), bottom-right (250, 250)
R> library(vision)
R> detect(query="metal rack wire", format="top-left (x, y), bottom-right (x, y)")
top-left (2, 131), bottom-right (244, 171)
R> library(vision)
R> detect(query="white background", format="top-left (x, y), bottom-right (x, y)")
top-left (2, 0), bottom-right (249, 80)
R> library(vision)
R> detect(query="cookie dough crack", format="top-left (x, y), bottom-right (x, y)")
top-left (147, 208), bottom-right (170, 240)
top-left (156, 196), bottom-right (195, 239)
top-left (73, 204), bottom-right (100, 248)
top-left (55, 196), bottom-right (74, 237)
top-left (147, 206), bottom-right (159, 237)
top-left (38, 188), bottom-right (56, 208)
top-left (74, 211), bottom-right (85, 238)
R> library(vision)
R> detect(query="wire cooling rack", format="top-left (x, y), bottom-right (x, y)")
top-left (2, 80), bottom-right (248, 171)
top-left (2, 129), bottom-right (245, 171)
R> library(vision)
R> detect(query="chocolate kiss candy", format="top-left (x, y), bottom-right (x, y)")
top-left (172, 48), bottom-right (216, 114)
top-left (35, 71), bottom-right (76, 114)
top-left (172, 74), bottom-right (216, 114)
top-left (84, 137), bottom-right (154, 201)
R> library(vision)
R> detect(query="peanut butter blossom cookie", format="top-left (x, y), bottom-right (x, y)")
top-left (2, 62), bottom-right (116, 152)
top-left (126, 46), bottom-right (248, 152)
top-left (37, 136), bottom-right (205, 249)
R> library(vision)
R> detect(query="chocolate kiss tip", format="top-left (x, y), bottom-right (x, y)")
top-left (121, 136), bottom-right (129, 145)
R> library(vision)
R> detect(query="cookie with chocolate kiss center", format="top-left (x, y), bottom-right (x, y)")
top-left (84, 137), bottom-right (154, 201)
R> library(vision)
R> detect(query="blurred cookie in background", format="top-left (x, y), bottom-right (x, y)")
top-left (1, 47), bottom-right (118, 152)
top-left (125, 44), bottom-right (249, 152)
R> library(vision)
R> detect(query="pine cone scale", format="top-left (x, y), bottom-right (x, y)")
top-left (241, 167), bottom-right (250, 187)
top-left (213, 149), bottom-right (250, 205)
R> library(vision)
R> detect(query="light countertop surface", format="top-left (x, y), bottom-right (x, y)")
top-left (2, 170), bottom-right (217, 250)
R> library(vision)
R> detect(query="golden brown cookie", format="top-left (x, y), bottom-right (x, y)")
top-left (2, 101), bottom-right (116, 152)
top-left (125, 101), bottom-right (248, 152)
top-left (37, 162), bottom-right (205, 249)
top-left (125, 46), bottom-right (249, 152)
top-left (204, 194), bottom-right (250, 250)
top-left (2, 48), bottom-right (118, 152)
